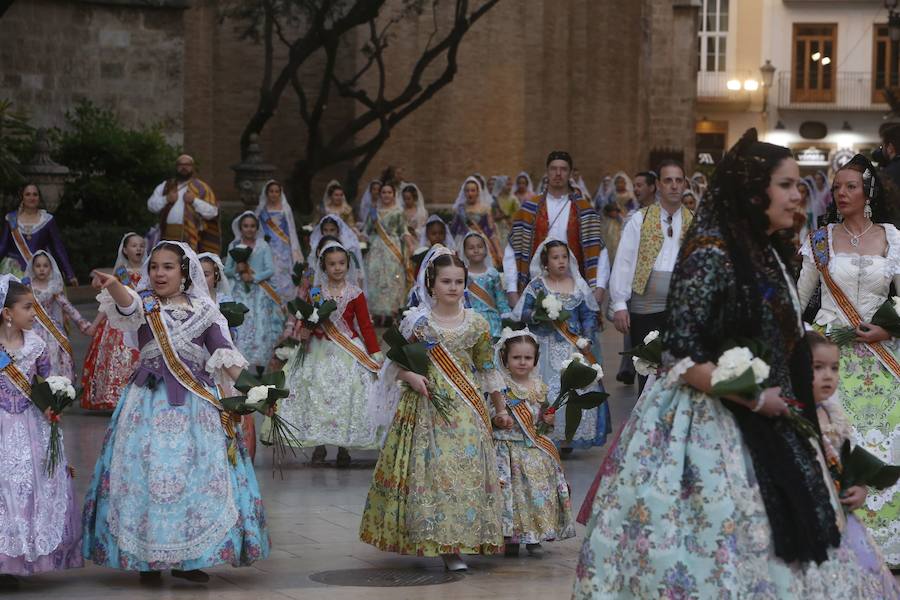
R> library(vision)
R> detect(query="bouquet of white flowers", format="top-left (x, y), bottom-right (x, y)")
top-left (709, 346), bottom-right (770, 398)
top-left (30, 375), bottom-right (77, 476)
top-left (621, 330), bottom-right (663, 377)
top-left (531, 289), bottom-right (571, 323)
top-left (537, 352), bottom-right (607, 439)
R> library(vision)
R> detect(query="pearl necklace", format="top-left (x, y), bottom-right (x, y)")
top-left (842, 221), bottom-right (874, 248)
top-left (431, 307), bottom-right (464, 327)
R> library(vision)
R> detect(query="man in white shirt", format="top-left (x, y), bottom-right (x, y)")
top-left (610, 160), bottom-right (692, 390)
top-left (147, 155), bottom-right (221, 253)
top-left (504, 151), bottom-right (607, 307)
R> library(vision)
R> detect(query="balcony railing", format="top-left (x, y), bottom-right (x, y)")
top-left (775, 71), bottom-right (888, 111)
top-left (696, 71), bottom-right (759, 101)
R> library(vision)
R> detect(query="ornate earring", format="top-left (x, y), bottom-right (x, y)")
top-left (179, 278), bottom-right (186, 293)
top-left (837, 209), bottom-right (844, 223)
top-left (865, 199), bottom-right (873, 220)
top-left (5, 319), bottom-right (11, 328)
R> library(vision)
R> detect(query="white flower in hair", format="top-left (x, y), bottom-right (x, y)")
top-left (247, 385), bottom-right (274, 403)
top-left (643, 330), bottom-right (660, 345)
top-left (308, 308), bottom-right (320, 324)
top-left (576, 337), bottom-right (590, 349)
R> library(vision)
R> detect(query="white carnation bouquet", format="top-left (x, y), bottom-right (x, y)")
top-left (622, 330), bottom-right (663, 377)
top-left (531, 289), bottom-right (571, 323)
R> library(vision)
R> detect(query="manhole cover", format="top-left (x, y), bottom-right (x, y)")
top-left (309, 568), bottom-right (464, 587)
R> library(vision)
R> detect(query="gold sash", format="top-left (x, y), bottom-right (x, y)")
top-left (259, 280), bottom-right (283, 308)
top-left (810, 229), bottom-right (900, 380)
top-left (0, 356), bottom-right (31, 397)
top-left (375, 219), bottom-right (414, 285)
top-left (508, 399), bottom-right (561, 467)
top-left (33, 298), bottom-right (72, 356)
top-left (10, 226), bottom-right (33, 264)
top-left (427, 343), bottom-right (492, 433)
top-left (321, 320), bottom-right (380, 372)
top-left (265, 216), bottom-right (290, 245)
top-left (467, 280), bottom-right (496, 309)
top-left (553, 320), bottom-right (598, 364)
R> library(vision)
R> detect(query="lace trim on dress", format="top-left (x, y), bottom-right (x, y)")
top-left (664, 357), bottom-right (696, 387)
top-left (883, 223), bottom-right (900, 279)
top-left (206, 348), bottom-right (249, 386)
top-left (98, 288), bottom-right (143, 332)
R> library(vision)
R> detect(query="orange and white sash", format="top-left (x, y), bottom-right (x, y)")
top-left (375, 219), bottom-right (415, 285)
top-left (259, 280), bottom-right (284, 308)
top-left (321, 320), bottom-right (380, 372)
top-left (427, 342), bottom-right (492, 433)
top-left (10, 226), bottom-right (33, 264)
top-left (33, 298), bottom-right (72, 356)
top-left (467, 280), bottom-right (496, 309)
top-left (0, 353), bottom-right (31, 397)
top-left (553, 320), bottom-right (598, 365)
top-left (507, 398), bottom-right (561, 467)
top-left (809, 228), bottom-right (900, 380)
top-left (264, 216), bottom-right (290, 245)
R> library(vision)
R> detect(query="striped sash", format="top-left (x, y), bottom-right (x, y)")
top-left (427, 343), bottom-right (492, 433)
top-left (467, 280), bottom-right (496, 309)
top-left (265, 216), bottom-right (290, 245)
top-left (10, 226), bottom-right (33, 264)
top-left (553, 320), bottom-right (598, 364)
top-left (259, 280), bottom-right (284, 308)
top-left (375, 219), bottom-right (414, 285)
top-left (0, 351), bottom-right (31, 397)
top-left (508, 398), bottom-right (561, 467)
top-left (321, 320), bottom-right (380, 372)
top-left (33, 298), bottom-right (72, 356)
top-left (809, 228), bottom-right (900, 380)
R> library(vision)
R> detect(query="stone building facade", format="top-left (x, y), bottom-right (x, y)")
top-left (1, 0), bottom-right (698, 210)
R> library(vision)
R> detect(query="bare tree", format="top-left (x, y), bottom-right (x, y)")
top-left (223, 0), bottom-right (501, 210)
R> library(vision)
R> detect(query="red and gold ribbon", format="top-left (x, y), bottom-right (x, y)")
top-left (508, 399), bottom-right (561, 467)
top-left (467, 280), bottom-right (496, 309)
top-left (375, 219), bottom-right (415, 286)
top-left (427, 343), bottom-right (492, 433)
top-left (321, 320), bottom-right (380, 372)
top-left (33, 299), bottom-right (72, 356)
top-left (552, 320), bottom-right (598, 364)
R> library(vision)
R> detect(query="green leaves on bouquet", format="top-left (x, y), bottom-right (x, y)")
top-left (839, 439), bottom-right (900, 491)
top-left (537, 355), bottom-right (607, 440)
top-left (531, 289), bottom-right (571, 323)
top-left (382, 326), bottom-right (431, 376)
top-left (290, 261), bottom-right (307, 286)
top-left (30, 376), bottom-right (77, 477)
top-left (287, 293), bottom-right (337, 325)
top-left (709, 368), bottom-right (760, 400)
top-left (228, 245), bottom-right (252, 264)
top-left (563, 391), bottom-right (608, 441)
top-left (219, 301), bottom-right (249, 328)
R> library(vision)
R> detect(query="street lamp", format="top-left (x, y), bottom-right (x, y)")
top-left (760, 60), bottom-right (777, 122)
top-left (888, 0), bottom-right (900, 42)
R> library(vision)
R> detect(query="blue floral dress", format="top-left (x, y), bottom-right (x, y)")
top-left (82, 290), bottom-right (270, 572)
top-left (519, 277), bottom-right (610, 448)
top-left (467, 267), bottom-right (510, 339)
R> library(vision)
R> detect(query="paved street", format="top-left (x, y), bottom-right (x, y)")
top-left (12, 302), bottom-right (638, 599)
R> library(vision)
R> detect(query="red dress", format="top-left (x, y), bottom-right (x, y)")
top-left (80, 270), bottom-right (142, 410)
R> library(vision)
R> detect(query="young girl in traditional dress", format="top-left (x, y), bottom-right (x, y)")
top-left (512, 239), bottom-right (610, 452)
top-left (449, 176), bottom-right (502, 267)
top-left (321, 180), bottom-right (357, 229)
top-left (278, 238), bottom-right (382, 466)
top-left (81, 233), bottom-right (145, 411)
top-left (401, 183), bottom-right (428, 247)
top-left (460, 231), bottom-right (509, 339)
top-left (310, 215), bottom-right (366, 292)
top-left (24, 251), bottom-right (90, 380)
top-left (491, 327), bottom-right (575, 557)
top-left (807, 332), bottom-right (900, 597)
top-left (224, 211), bottom-right (284, 372)
top-left (82, 242), bottom-right (269, 584)
top-left (256, 179), bottom-right (304, 301)
top-left (360, 245), bottom-right (504, 571)
top-left (365, 182), bottom-right (408, 325)
top-left (357, 179), bottom-right (382, 226)
top-left (0, 276), bottom-right (82, 588)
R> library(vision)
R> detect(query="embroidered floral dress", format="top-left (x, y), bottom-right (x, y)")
top-left (224, 239), bottom-right (284, 369)
top-left (359, 309), bottom-right (505, 556)
top-left (798, 223), bottom-right (900, 566)
top-left (81, 270), bottom-right (143, 411)
top-left (0, 210), bottom-right (76, 281)
top-left (81, 290), bottom-right (270, 571)
top-left (365, 206), bottom-right (407, 318)
top-left (278, 283), bottom-right (382, 449)
top-left (519, 277), bottom-right (610, 448)
top-left (467, 267), bottom-right (510, 339)
top-left (493, 374), bottom-right (574, 544)
top-left (0, 330), bottom-right (83, 575)
top-left (574, 227), bottom-right (891, 599)
top-left (30, 285), bottom-right (88, 381)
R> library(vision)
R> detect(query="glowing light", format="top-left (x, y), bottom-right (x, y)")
top-left (743, 79), bottom-right (760, 91)
top-left (811, 52), bottom-right (821, 61)
top-left (726, 79), bottom-right (742, 91)
top-left (821, 57), bottom-right (831, 66)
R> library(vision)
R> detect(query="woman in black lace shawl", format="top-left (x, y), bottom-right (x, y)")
top-left (574, 129), bottom-right (884, 599)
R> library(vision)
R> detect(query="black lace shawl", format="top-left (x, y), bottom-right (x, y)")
top-left (661, 129), bottom-right (840, 565)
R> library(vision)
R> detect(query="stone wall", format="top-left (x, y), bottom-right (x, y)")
top-left (0, 0), bottom-right (186, 143)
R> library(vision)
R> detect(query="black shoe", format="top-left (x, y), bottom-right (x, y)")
top-left (560, 447), bottom-right (574, 458)
top-left (504, 538), bottom-right (520, 557)
top-left (311, 445), bottom-right (327, 463)
top-left (336, 447), bottom-right (351, 468)
top-left (139, 571), bottom-right (162, 585)
top-left (616, 372), bottom-right (635, 385)
top-left (525, 543), bottom-right (544, 557)
top-left (171, 569), bottom-right (210, 583)
top-left (0, 574), bottom-right (19, 589)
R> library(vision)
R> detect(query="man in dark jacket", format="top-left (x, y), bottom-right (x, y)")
top-left (878, 123), bottom-right (900, 189)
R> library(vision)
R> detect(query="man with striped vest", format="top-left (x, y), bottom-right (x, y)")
top-left (610, 160), bottom-right (692, 391)
top-left (147, 155), bottom-right (221, 254)
top-left (503, 151), bottom-right (607, 306)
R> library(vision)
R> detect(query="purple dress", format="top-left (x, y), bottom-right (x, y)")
top-left (0, 330), bottom-right (83, 575)
top-left (0, 211), bottom-right (76, 281)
